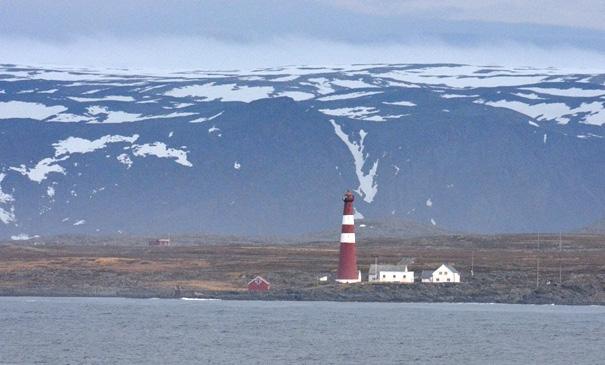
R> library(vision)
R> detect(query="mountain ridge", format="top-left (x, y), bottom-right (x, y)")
top-left (1, 63), bottom-right (604, 238)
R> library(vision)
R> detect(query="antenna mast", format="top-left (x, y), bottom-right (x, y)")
top-left (536, 233), bottom-right (540, 289)
top-left (559, 232), bottom-right (562, 284)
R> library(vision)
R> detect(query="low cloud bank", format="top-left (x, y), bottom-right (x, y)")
top-left (2, 36), bottom-right (605, 71)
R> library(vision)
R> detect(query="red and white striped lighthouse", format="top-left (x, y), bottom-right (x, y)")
top-left (336, 190), bottom-right (361, 283)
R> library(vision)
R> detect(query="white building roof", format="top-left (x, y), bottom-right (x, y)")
top-left (369, 264), bottom-right (410, 275)
top-left (441, 264), bottom-right (459, 274)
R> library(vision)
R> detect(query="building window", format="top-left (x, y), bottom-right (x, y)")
top-left (447, 279), bottom-right (451, 282)
top-left (403, 275), bottom-right (406, 278)
top-left (382, 274), bottom-right (386, 279)
top-left (436, 278), bottom-right (439, 282)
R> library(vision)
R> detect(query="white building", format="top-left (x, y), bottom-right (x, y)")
top-left (422, 264), bottom-right (461, 283)
top-left (368, 264), bottom-right (414, 283)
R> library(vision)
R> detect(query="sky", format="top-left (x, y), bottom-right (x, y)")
top-left (1, 0), bottom-right (604, 70)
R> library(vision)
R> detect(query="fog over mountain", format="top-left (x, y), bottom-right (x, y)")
top-left (3, 1), bottom-right (605, 70)
top-left (1, 63), bottom-right (604, 239)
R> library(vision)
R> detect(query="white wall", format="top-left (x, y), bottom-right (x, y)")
top-left (431, 265), bottom-right (460, 283)
top-left (371, 270), bottom-right (414, 283)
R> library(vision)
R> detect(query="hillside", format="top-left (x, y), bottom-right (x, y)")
top-left (1, 63), bottom-right (605, 238)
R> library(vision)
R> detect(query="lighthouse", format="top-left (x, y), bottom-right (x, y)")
top-left (336, 191), bottom-right (361, 283)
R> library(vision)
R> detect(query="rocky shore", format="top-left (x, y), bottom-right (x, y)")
top-left (2, 279), bottom-right (604, 305)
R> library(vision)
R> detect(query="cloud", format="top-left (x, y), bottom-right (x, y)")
top-left (1, 35), bottom-right (605, 71)
top-left (1, 1), bottom-right (604, 70)
top-left (330, 0), bottom-right (605, 31)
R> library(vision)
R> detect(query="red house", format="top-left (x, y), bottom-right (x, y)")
top-left (248, 276), bottom-right (270, 292)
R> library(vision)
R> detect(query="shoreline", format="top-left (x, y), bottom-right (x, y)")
top-left (2, 282), bottom-right (604, 306)
top-left (2, 294), bottom-right (604, 307)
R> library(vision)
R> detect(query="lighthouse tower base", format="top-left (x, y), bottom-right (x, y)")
top-left (335, 271), bottom-right (362, 284)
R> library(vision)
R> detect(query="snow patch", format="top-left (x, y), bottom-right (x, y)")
top-left (513, 92), bottom-right (544, 100)
top-left (331, 79), bottom-right (377, 89)
top-left (116, 153), bottom-right (133, 169)
top-left (49, 113), bottom-right (94, 123)
top-left (189, 111), bottom-right (224, 123)
top-left (53, 135), bottom-right (139, 156)
top-left (302, 78), bottom-right (334, 95)
top-left (0, 173), bottom-right (14, 205)
top-left (270, 75), bottom-right (300, 82)
top-left (318, 91), bottom-right (383, 101)
top-left (476, 100), bottom-right (573, 125)
top-left (376, 68), bottom-right (547, 88)
top-left (330, 120), bottom-right (379, 203)
top-left (69, 95), bottom-right (136, 102)
top-left (73, 219), bottom-right (86, 226)
top-left (477, 99), bottom-right (605, 126)
top-left (383, 101), bottom-right (417, 106)
top-left (319, 107), bottom-right (404, 122)
top-left (233, 161), bottom-right (241, 170)
top-left (173, 102), bottom-right (195, 108)
top-left (10, 157), bottom-right (67, 183)
top-left (132, 143), bottom-right (192, 167)
top-left (440, 94), bottom-right (479, 99)
top-left (85, 107), bottom-right (192, 124)
top-left (86, 106), bottom-right (143, 123)
top-left (0, 173), bottom-right (16, 224)
top-left (165, 83), bottom-right (274, 102)
top-left (148, 112), bottom-right (198, 120)
top-left (320, 107), bottom-right (378, 120)
top-left (576, 133), bottom-right (603, 140)
top-left (276, 91), bottom-right (315, 101)
top-left (11, 135), bottom-right (139, 183)
top-left (208, 126), bottom-right (222, 136)
top-left (0, 101), bottom-right (66, 120)
top-left (572, 102), bottom-right (605, 126)
top-left (520, 87), bottom-right (605, 98)
top-left (426, 198), bottom-right (433, 207)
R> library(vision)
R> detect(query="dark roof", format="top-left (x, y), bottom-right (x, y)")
top-left (421, 270), bottom-right (433, 279)
top-left (397, 257), bottom-right (415, 266)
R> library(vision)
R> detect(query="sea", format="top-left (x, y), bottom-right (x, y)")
top-left (1, 297), bottom-right (603, 364)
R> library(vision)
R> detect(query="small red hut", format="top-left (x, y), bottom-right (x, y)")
top-left (247, 276), bottom-right (270, 292)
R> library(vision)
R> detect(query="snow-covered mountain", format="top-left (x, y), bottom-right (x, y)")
top-left (1, 63), bottom-right (605, 239)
